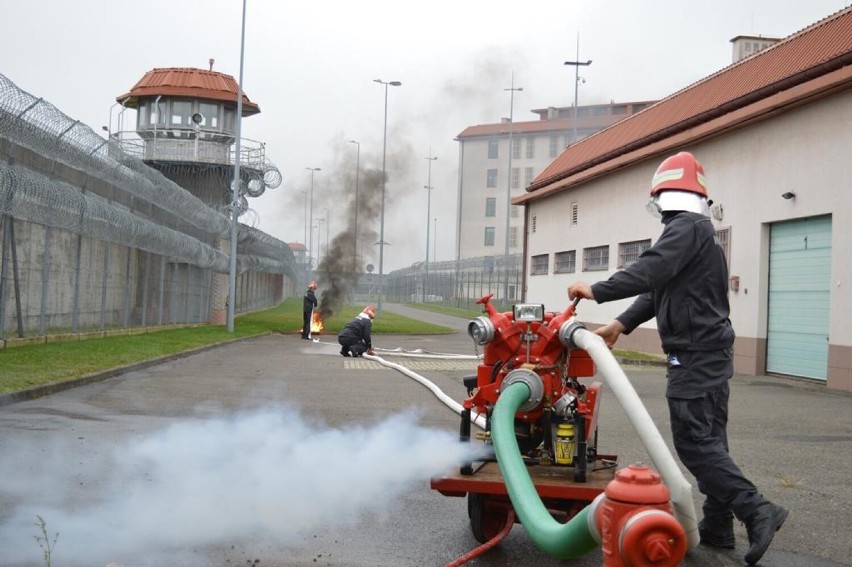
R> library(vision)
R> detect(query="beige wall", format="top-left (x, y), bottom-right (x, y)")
top-left (526, 89), bottom-right (852, 390)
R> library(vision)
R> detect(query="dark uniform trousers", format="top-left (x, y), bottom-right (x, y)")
top-left (666, 349), bottom-right (765, 523)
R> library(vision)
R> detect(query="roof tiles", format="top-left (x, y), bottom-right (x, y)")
top-left (527, 7), bottom-right (852, 199)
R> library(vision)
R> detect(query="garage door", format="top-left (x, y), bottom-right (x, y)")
top-left (766, 215), bottom-right (831, 380)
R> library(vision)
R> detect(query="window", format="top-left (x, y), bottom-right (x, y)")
top-left (549, 136), bottom-right (559, 157)
top-left (509, 226), bottom-right (519, 248)
top-left (488, 139), bottom-right (499, 159)
top-left (524, 167), bottom-right (534, 187)
top-left (223, 108), bottom-right (235, 133)
top-left (571, 203), bottom-right (578, 226)
top-left (618, 239), bottom-right (651, 268)
top-left (512, 138), bottom-right (521, 159)
top-left (583, 245), bottom-right (609, 271)
top-left (484, 227), bottom-right (496, 246)
top-left (486, 168), bottom-right (498, 188)
top-left (716, 227), bottom-right (731, 270)
top-left (511, 168), bottom-right (520, 189)
top-left (510, 205), bottom-right (520, 218)
top-left (531, 254), bottom-right (549, 275)
top-left (485, 197), bottom-right (496, 217)
top-left (525, 138), bottom-right (534, 158)
top-left (171, 100), bottom-right (192, 126)
top-left (198, 102), bottom-right (219, 128)
top-left (554, 250), bottom-right (576, 274)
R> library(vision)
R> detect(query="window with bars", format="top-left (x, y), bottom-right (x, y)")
top-left (531, 254), bottom-right (549, 275)
top-left (486, 168), bottom-right (498, 188)
top-left (554, 250), bottom-right (576, 273)
top-left (484, 227), bottom-right (496, 246)
top-left (549, 136), bottom-right (559, 157)
top-left (511, 168), bottom-right (520, 189)
top-left (511, 205), bottom-right (520, 218)
top-left (488, 139), bottom-right (499, 159)
top-left (583, 245), bottom-right (609, 271)
top-left (618, 239), bottom-right (651, 268)
top-left (485, 197), bottom-right (496, 217)
top-left (524, 167), bottom-right (534, 187)
top-left (525, 138), bottom-right (534, 158)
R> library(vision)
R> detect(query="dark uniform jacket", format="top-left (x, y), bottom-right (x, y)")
top-left (303, 289), bottom-right (317, 313)
top-left (338, 314), bottom-right (372, 348)
top-left (591, 211), bottom-right (735, 354)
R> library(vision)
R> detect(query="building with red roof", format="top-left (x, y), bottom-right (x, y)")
top-left (515, 7), bottom-right (852, 390)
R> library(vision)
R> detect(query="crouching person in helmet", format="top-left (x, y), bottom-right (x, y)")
top-left (338, 305), bottom-right (376, 357)
top-left (568, 151), bottom-right (788, 566)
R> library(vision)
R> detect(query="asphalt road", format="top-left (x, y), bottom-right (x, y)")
top-left (0, 304), bottom-right (850, 566)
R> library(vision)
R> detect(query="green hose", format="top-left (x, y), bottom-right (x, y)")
top-left (492, 382), bottom-right (599, 559)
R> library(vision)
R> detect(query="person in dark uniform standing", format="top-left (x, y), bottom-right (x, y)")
top-left (337, 305), bottom-right (375, 357)
top-left (301, 281), bottom-right (318, 340)
top-left (568, 152), bottom-right (787, 565)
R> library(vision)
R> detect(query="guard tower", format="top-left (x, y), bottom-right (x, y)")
top-left (114, 66), bottom-right (285, 324)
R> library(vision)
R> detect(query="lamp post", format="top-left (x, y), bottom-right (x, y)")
top-left (564, 33), bottom-right (592, 144)
top-left (373, 78), bottom-right (402, 318)
top-left (503, 74), bottom-right (523, 304)
top-left (424, 150), bottom-right (437, 303)
top-left (433, 217), bottom-right (437, 262)
top-left (324, 208), bottom-right (330, 259)
top-left (315, 218), bottom-right (325, 266)
top-left (306, 167), bottom-right (321, 271)
top-left (227, 0), bottom-right (248, 333)
top-left (349, 139), bottom-right (361, 272)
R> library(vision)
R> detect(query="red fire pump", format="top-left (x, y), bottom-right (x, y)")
top-left (433, 294), bottom-right (619, 546)
top-left (458, 294), bottom-right (604, 480)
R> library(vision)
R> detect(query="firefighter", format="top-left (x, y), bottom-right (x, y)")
top-left (568, 151), bottom-right (787, 565)
top-left (338, 305), bottom-right (375, 357)
top-left (301, 281), bottom-right (318, 340)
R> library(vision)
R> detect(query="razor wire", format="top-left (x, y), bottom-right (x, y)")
top-left (0, 72), bottom-right (294, 275)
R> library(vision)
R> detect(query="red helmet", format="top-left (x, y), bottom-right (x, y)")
top-left (650, 152), bottom-right (708, 197)
top-left (362, 305), bottom-right (376, 319)
top-left (308, 281), bottom-right (318, 289)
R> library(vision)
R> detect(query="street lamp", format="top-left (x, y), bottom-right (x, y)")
top-left (373, 78), bottom-right (402, 318)
top-left (423, 150), bottom-right (437, 303)
top-left (227, 0), bottom-right (248, 333)
top-left (349, 139), bottom-right (360, 271)
top-left (315, 218), bottom-right (325, 266)
top-left (433, 217), bottom-right (437, 262)
top-left (301, 189), bottom-right (308, 273)
top-left (503, 74), bottom-right (523, 303)
top-left (564, 33), bottom-right (592, 144)
top-left (324, 207), bottom-right (330, 259)
top-left (306, 167), bottom-right (321, 272)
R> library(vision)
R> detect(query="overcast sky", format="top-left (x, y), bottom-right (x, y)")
top-left (1, 0), bottom-right (848, 271)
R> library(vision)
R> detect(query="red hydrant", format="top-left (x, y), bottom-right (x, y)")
top-left (596, 463), bottom-right (687, 566)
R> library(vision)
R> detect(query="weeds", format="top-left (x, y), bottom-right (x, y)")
top-left (33, 515), bottom-right (58, 567)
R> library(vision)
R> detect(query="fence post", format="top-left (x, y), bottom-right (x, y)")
top-left (38, 225), bottom-right (52, 336)
top-left (100, 241), bottom-right (109, 331)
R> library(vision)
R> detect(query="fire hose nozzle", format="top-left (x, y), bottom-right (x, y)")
top-left (558, 321), bottom-right (587, 349)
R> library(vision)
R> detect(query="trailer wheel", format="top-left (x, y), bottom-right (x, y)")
top-left (468, 493), bottom-right (505, 544)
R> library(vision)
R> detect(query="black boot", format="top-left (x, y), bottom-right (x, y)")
top-left (744, 503), bottom-right (788, 565)
top-left (698, 513), bottom-right (736, 549)
top-left (340, 347), bottom-right (351, 357)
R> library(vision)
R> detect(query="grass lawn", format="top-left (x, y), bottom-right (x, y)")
top-left (0, 299), bottom-right (452, 396)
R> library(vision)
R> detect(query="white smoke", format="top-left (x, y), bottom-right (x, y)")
top-left (0, 406), bottom-right (484, 566)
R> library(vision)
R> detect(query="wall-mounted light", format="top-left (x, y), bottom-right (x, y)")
top-left (781, 191), bottom-right (796, 200)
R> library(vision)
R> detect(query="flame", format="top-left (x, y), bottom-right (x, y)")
top-left (311, 312), bottom-right (324, 334)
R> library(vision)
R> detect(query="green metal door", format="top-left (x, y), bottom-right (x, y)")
top-left (766, 215), bottom-right (831, 380)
